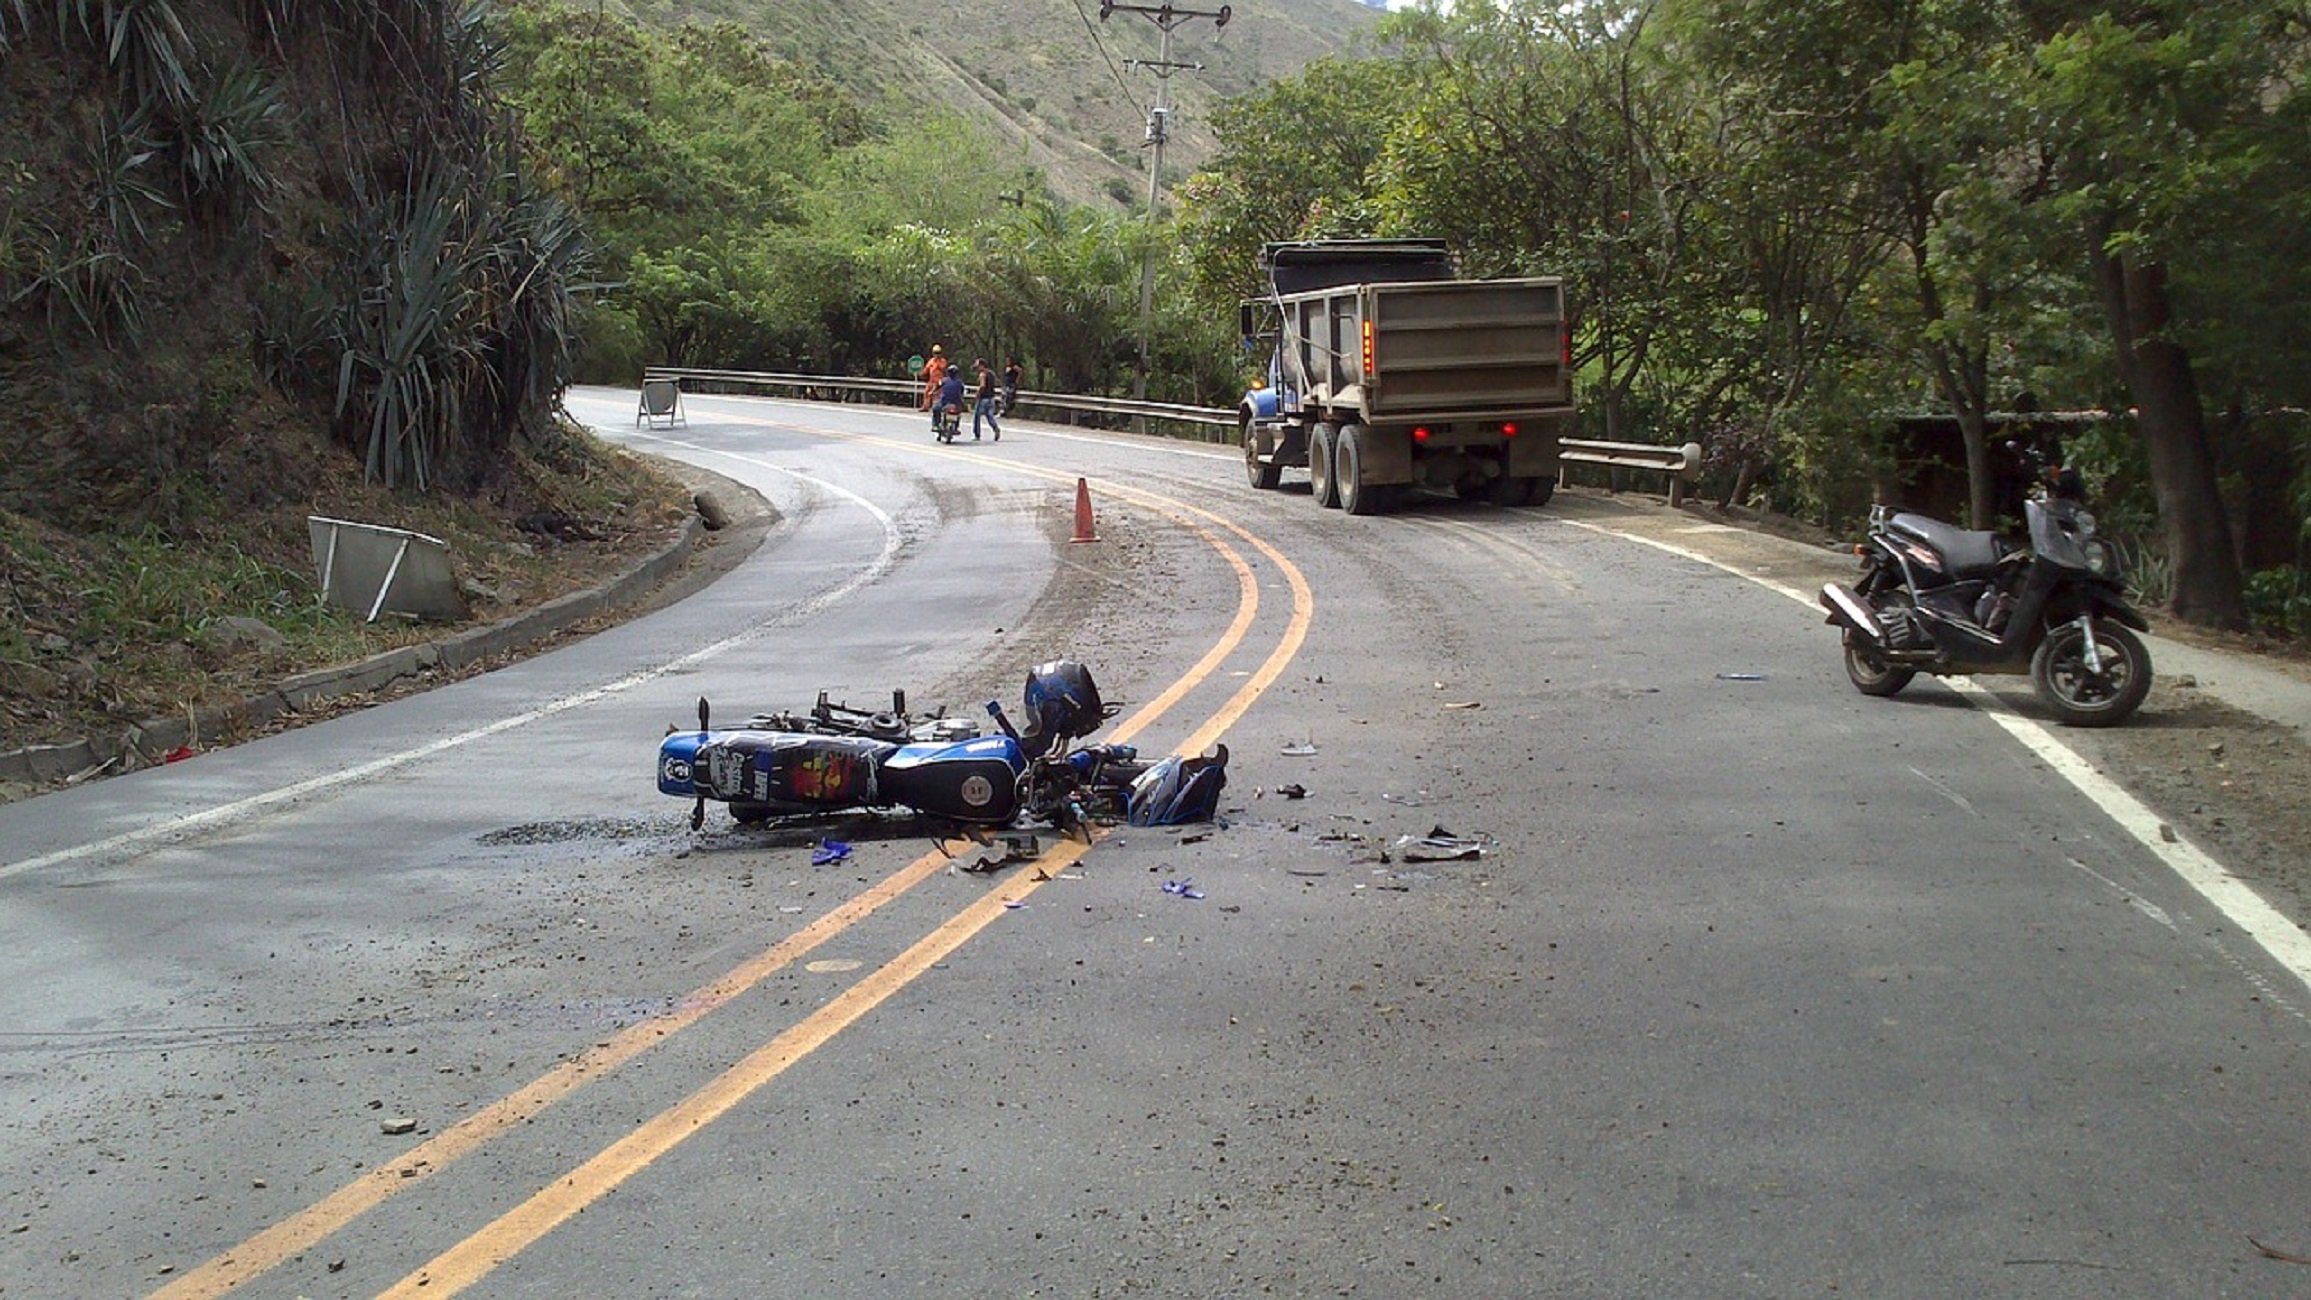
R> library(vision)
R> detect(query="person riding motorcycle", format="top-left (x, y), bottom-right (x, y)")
top-left (933, 367), bottom-right (966, 440)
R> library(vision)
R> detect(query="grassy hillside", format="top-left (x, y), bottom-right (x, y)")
top-left (609, 0), bottom-right (1381, 206)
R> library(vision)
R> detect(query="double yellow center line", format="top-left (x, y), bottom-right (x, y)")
top-left (156, 414), bottom-right (1312, 1298)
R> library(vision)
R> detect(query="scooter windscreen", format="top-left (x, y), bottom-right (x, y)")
top-left (2026, 497), bottom-right (2094, 570)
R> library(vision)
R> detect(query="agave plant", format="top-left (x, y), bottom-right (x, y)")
top-left (325, 165), bottom-right (492, 490)
top-left (172, 61), bottom-right (288, 223)
top-left (89, 107), bottom-right (170, 247)
top-left (31, 239), bottom-right (147, 345)
top-left (54, 0), bottom-right (198, 109)
top-left (472, 159), bottom-right (588, 447)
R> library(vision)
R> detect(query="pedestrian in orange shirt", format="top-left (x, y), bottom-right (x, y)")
top-left (919, 344), bottom-right (950, 430)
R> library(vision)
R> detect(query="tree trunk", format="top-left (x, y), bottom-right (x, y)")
top-left (2083, 215), bottom-right (2246, 629)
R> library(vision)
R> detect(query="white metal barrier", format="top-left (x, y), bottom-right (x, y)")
top-left (638, 367), bottom-right (1706, 500)
top-left (1558, 438), bottom-right (1705, 505)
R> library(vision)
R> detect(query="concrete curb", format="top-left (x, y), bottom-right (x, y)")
top-left (1, 515), bottom-right (712, 788)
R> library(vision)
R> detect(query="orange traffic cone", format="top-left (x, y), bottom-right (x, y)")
top-left (1070, 477), bottom-right (1099, 544)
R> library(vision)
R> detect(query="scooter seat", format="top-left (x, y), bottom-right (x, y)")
top-left (1888, 513), bottom-right (2010, 579)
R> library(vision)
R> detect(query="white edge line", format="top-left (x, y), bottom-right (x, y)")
top-left (0, 443), bottom-right (899, 882)
top-left (1557, 515), bottom-right (2311, 996)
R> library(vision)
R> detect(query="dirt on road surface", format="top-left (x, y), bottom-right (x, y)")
top-left (6, 470), bottom-right (2305, 941)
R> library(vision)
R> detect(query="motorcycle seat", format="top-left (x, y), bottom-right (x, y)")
top-left (1887, 513), bottom-right (2011, 579)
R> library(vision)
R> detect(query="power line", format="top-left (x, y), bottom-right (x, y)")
top-left (1068, 0), bottom-right (1139, 100)
top-left (1100, 2), bottom-right (1234, 412)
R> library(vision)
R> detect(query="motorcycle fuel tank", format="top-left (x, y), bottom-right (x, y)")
top-left (877, 734), bottom-right (1026, 823)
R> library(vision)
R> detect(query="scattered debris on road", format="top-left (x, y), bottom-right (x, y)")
top-left (1397, 825), bottom-right (1487, 862)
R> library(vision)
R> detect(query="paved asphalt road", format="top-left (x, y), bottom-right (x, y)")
top-left (1, 390), bottom-right (2305, 1299)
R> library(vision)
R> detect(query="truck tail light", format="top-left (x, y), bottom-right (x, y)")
top-left (1362, 319), bottom-right (1374, 376)
top-left (1501, 421), bottom-right (1519, 438)
top-left (1412, 426), bottom-right (1431, 443)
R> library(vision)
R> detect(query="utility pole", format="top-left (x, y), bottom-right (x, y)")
top-left (1101, 1), bottom-right (1232, 415)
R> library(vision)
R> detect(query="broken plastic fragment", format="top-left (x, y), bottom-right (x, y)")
top-left (1715, 672), bottom-right (1766, 681)
top-left (1281, 740), bottom-right (1318, 757)
top-left (1161, 878), bottom-right (1205, 900)
top-left (811, 839), bottom-right (853, 866)
top-left (1276, 783), bottom-right (1307, 800)
top-left (1396, 824), bottom-right (1487, 862)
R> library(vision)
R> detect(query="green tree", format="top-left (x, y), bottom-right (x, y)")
top-left (1175, 50), bottom-right (1421, 308)
top-left (2013, 1), bottom-right (2306, 627)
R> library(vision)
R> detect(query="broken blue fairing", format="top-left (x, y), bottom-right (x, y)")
top-left (1161, 878), bottom-right (1205, 900)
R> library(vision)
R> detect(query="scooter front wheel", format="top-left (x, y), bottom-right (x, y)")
top-left (2031, 620), bottom-right (2151, 727)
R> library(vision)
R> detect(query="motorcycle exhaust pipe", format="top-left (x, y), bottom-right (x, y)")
top-left (1819, 582), bottom-right (1887, 645)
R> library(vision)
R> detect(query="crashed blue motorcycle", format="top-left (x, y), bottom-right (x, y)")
top-left (657, 661), bottom-right (1227, 833)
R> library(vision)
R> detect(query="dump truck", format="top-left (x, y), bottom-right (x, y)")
top-left (1237, 239), bottom-right (1574, 514)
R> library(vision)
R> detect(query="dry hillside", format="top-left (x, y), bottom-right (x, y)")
top-left (613, 0), bottom-right (1384, 205)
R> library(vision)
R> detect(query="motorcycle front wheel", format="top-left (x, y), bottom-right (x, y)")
top-left (2031, 620), bottom-right (2151, 727)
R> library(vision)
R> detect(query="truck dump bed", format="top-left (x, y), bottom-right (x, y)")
top-left (1276, 277), bottom-right (1570, 420)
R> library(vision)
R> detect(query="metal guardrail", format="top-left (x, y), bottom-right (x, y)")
top-left (640, 366), bottom-right (1238, 435)
top-left (1558, 438), bottom-right (1704, 506)
top-left (641, 366), bottom-right (1706, 501)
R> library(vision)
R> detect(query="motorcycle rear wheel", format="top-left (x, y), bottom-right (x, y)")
top-left (2031, 620), bottom-right (2151, 727)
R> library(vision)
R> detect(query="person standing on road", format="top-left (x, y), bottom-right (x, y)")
top-left (1001, 357), bottom-right (1023, 416)
top-left (972, 358), bottom-right (1003, 442)
top-left (919, 344), bottom-right (950, 430)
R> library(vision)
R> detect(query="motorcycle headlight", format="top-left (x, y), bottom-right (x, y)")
top-left (2083, 538), bottom-right (2120, 579)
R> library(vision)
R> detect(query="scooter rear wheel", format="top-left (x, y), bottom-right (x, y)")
top-left (1843, 634), bottom-right (1915, 697)
top-left (2031, 620), bottom-right (2151, 727)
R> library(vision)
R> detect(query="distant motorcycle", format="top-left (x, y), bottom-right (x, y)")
top-left (1818, 466), bottom-right (2152, 726)
top-left (657, 661), bottom-right (1224, 834)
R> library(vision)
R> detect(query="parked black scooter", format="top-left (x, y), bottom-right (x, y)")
top-left (1818, 467), bottom-right (2152, 727)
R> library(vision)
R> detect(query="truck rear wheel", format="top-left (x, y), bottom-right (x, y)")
top-left (1338, 424), bottom-right (1384, 515)
top-left (1309, 422), bottom-right (1341, 508)
top-left (1243, 416), bottom-right (1281, 489)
